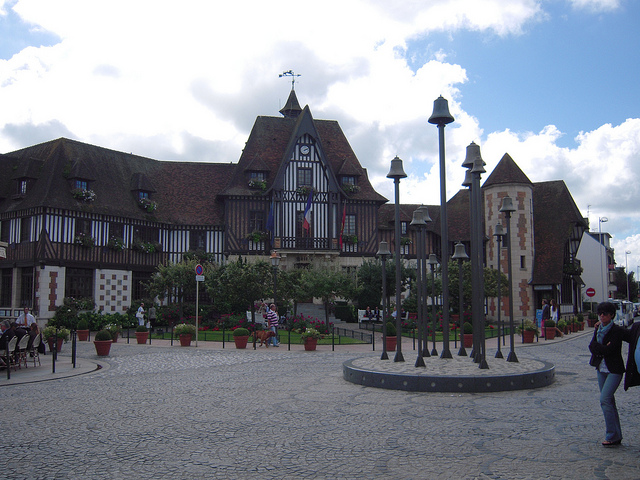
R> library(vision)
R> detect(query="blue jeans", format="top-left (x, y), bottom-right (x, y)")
top-left (270, 326), bottom-right (279, 346)
top-left (597, 371), bottom-right (623, 442)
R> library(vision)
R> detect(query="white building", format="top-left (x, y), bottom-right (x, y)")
top-left (577, 231), bottom-right (615, 304)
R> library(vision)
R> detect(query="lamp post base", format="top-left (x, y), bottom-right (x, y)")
top-left (380, 351), bottom-right (389, 360)
top-left (393, 351), bottom-right (405, 362)
top-left (415, 355), bottom-right (425, 367)
top-left (495, 349), bottom-right (504, 359)
top-left (440, 349), bottom-right (452, 359)
top-left (457, 346), bottom-right (467, 357)
top-left (507, 351), bottom-right (519, 363)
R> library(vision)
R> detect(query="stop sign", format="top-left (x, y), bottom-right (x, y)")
top-left (586, 287), bottom-right (596, 297)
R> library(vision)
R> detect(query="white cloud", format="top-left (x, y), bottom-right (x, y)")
top-left (568, 0), bottom-right (620, 13)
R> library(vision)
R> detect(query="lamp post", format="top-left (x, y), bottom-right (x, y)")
top-left (462, 141), bottom-right (487, 369)
top-left (410, 207), bottom-right (432, 367)
top-left (387, 156), bottom-right (407, 362)
top-left (428, 96), bottom-right (454, 359)
top-left (599, 217), bottom-right (608, 302)
top-left (376, 241), bottom-right (392, 360)
top-left (626, 251), bottom-right (631, 301)
top-left (270, 249), bottom-right (280, 309)
top-left (493, 224), bottom-right (505, 359)
top-left (428, 253), bottom-right (439, 356)
top-left (452, 242), bottom-right (468, 356)
top-left (500, 196), bottom-right (518, 363)
top-left (418, 206), bottom-right (433, 358)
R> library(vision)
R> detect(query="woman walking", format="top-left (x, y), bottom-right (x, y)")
top-left (589, 301), bottom-right (625, 446)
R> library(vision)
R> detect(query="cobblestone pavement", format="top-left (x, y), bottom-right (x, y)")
top-left (3, 330), bottom-right (640, 480)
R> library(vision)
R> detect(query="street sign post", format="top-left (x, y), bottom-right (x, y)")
top-left (586, 287), bottom-right (596, 298)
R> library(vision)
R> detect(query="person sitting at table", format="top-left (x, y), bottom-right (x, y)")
top-left (0, 319), bottom-right (14, 350)
top-left (373, 306), bottom-right (381, 322)
top-left (365, 306), bottom-right (373, 320)
top-left (28, 322), bottom-right (45, 353)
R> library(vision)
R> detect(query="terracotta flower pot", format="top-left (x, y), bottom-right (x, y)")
top-left (234, 335), bottom-right (249, 349)
top-left (47, 337), bottom-right (64, 353)
top-left (77, 330), bottom-right (90, 341)
top-left (111, 332), bottom-right (119, 343)
top-left (522, 330), bottom-right (535, 343)
top-left (463, 334), bottom-right (473, 348)
top-left (179, 334), bottom-right (192, 346)
top-left (303, 337), bottom-right (317, 351)
top-left (385, 336), bottom-right (397, 352)
top-left (545, 327), bottom-right (556, 340)
top-left (135, 331), bottom-right (149, 344)
top-left (94, 340), bottom-right (112, 356)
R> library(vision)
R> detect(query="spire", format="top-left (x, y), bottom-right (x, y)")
top-left (279, 89), bottom-right (302, 118)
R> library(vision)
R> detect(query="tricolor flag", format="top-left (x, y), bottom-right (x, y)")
top-left (266, 199), bottom-right (274, 245)
top-left (303, 190), bottom-right (313, 232)
top-left (339, 203), bottom-right (346, 248)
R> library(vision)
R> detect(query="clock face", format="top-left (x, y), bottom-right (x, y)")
top-left (300, 145), bottom-right (310, 155)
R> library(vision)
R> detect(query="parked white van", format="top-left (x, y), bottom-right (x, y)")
top-left (610, 299), bottom-right (634, 327)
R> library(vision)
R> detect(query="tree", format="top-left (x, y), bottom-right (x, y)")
top-left (206, 256), bottom-right (272, 318)
top-left (611, 267), bottom-right (637, 301)
top-left (146, 258), bottom-right (217, 321)
top-left (301, 266), bottom-right (356, 327)
top-left (356, 257), bottom-right (414, 310)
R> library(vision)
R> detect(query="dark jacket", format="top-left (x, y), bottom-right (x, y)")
top-left (623, 322), bottom-right (640, 390)
top-left (589, 323), bottom-right (625, 374)
top-left (541, 304), bottom-right (550, 321)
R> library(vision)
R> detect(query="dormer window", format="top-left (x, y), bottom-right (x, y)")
top-left (139, 191), bottom-right (149, 200)
top-left (71, 178), bottom-right (95, 203)
top-left (75, 179), bottom-right (88, 190)
top-left (250, 172), bottom-right (266, 181)
top-left (19, 180), bottom-right (28, 195)
top-left (340, 176), bottom-right (360, 195)
top-left (341, 176), bottom-right (356, 186)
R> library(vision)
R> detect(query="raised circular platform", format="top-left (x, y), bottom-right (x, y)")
top-left (343, 353), bottom-right (555, 393)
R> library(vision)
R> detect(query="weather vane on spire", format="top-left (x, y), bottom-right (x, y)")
top-left (279, 70), bottom-right (301, 90)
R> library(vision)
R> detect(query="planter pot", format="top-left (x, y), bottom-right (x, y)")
top-left (522, 330), bottom-right (535, 343)
top-left (578, 322), bottom-right (584, 331)
top-left (587, 318), bottom-right (596, 328)
top-left (545, 327), bottom-right (556, 340)
top-left (463, 334), bottom-right (473, 348)
top-left (234, 335), bottom-right (249, 349)
top-left (77, 330), bottom-right (90, 341)
top-left (135, 331), bottom-right (149, 344)
top-left (303, 338), bottom-right (318, 351)
top-left (94, 340), bottom-right (112, 356)
top-left (111, 332), bottom-right (119, 343)
top-left (179, 334), bottom-right (192, 346)
top-left (385, 336), bottom-right (397, 352)
top-left (47, 337), bottom-right (64, 353)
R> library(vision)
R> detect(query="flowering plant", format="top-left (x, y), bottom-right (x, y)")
top-left (103, 323), bottom-right (121, 340)
top-left (138, 197), bottom-right (157, 212)
top-left (296, 185), bottom-right (313, 197)
top-left (174, 323), bottom-right (196, 336)
top-left (248, 179), bottom-right (267, 191)
top-left (71, 188), bottom-right (96, 203)
top-left (300, 327), bottom-right (322, 340)
top-left (341, 183), bottom-right (360, 195)
top-left (107, 236), bottom-right (125, 251)
top-left (74, 232), bottom-right (95, 248)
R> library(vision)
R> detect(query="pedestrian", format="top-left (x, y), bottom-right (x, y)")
top-left (266, 303), bottom-right (279, 347)
top-left (550, 299), bottom-right (559, 322)
top-left (623, 320), bottom-right (640, 391)
top-left (589, 301), bottom-right (625, 446)
top-left (136, 302), bottom-right (145, 326)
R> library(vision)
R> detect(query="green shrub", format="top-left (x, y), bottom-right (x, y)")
top-left (136, 325), bottom-right (148, 332)
top-left (94, 330), bottom-right (112, 341)
top-left (463, 322), bottom-right (473, 334)
top-left (174, 323), bottom-right (196, 336)
top-left (386, 321), bottom-right (397, 336)
top-left (43, 326), bottom-right (70, 341)
top-left (544, 319), bottom-right (556, 328)
top-left (233, 327), bottom-right (250, 337)
top-left (76, 318), bottom-right (89, 330)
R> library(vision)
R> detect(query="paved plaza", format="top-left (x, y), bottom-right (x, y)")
top-left (2, 328), bottom-right (640, 480)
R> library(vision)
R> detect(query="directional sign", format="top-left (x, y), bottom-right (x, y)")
top-left (195, 264), bottom-right (204, 275)
top-left (585, 287), bottom-right (596, 298)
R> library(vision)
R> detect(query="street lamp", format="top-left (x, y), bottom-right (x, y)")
top-left (429, 96), bottom-right (455, 359)
top-left (452, 242), bottom-right (468, 356)
top-left (599, 217), bottom-right (608, 302)
top-left (626, 251), bottom-right (631, 301)
top-left (462, 141), bottom-right (488, 369)
top-left (387, 156), bottom-right (407, 363)
top-left (376, 241), bottom-right (392, 360)
top-left (493, 224), bottom-right (505, 359)
top-left (500, 196), bottom-right (518, 363)
top-left (410, 207), bottom-right (432, 367)
top-left (428, 253), bottom-right (439, 356)
top-left (418, 206), bottom-right (433, 359)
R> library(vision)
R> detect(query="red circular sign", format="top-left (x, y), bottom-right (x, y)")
top-left (586, 287), bottom-right (596, 297)
top-left (195, 264), bottom-right (203, 275)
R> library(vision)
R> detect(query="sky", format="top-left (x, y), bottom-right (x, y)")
top-left (1, 0), bottom-right (640, 272)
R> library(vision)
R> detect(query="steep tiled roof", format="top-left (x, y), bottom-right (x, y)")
top-left (531, 180), bottom-right (587, 285)
top-left (222, 109), bottom-right (387, 203)
top-left (483, 153), bottom-right (533, 188)
top-left (0, 138), bottom-right (234, 225)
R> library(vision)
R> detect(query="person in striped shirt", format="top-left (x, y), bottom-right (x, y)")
top-left (267, 304), bottom-right (280, 347)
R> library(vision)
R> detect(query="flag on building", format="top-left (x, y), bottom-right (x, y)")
top-left (303, 190), bottom-right (313, 232)
top-left (266, 199), bottom-right (274, 245)
top-left (339, 203), bottom-right (346, 248)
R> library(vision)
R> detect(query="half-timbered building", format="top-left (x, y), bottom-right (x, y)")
top-left (0, 88), bottom-right (591, 325)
